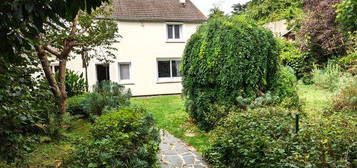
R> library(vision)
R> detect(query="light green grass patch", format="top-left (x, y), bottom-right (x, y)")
top-left (132, 95), bottom-right (209, 152)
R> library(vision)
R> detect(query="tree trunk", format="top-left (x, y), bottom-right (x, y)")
top-left (36, 45), bottom-right (67, 115)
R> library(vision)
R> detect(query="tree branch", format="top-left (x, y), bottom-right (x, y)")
top-left (44, 46), bottom-right (61, 57)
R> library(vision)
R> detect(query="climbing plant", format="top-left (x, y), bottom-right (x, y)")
top-left (182, 16), bottom-right (279, 131)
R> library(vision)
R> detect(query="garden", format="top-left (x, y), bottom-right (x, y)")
top-left (1, 0), bottom-right (356, 167)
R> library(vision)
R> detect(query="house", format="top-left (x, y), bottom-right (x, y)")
top-left (263, 20), bottom-right (295, 41)
top-left (58, 0), bottom-right (207, 96)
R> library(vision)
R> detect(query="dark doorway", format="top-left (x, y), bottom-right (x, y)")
top-left (96, 64), bottom-right (110, 83)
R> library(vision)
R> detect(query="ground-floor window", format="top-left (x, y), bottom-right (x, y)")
top-left (157, 59), bottom-right (181, 79)
top-left (96, 64), bottom-right (110, 83)
top-left (119, 63), bottom-right (131, 81)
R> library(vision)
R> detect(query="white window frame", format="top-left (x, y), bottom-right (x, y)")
top-left (118, 62), bottom-right (134, 85)
top-left (166, 23), bottom-right (184, 42)
top-left (156, 58), bottom-right (182, 83)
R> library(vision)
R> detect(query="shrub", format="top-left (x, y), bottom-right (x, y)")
top-left (67, 107), bottom-right (160, 168)
top-left (62, 70), bottom-right (87, 97)
top-left (204, 107), bottom-right (295, 168)
top-left (312, 62), bottom-right (342, 91)
top-left (0, 61), bottom-right (57, 163)
top-left (332, 75), bottom-right (357, 113)
top-left (271, 66), bottom-right (300, 109)
top-left (67, 94), bottom-right (88, 116)
top-left (204, 107), bottom-right (357, 168)
top-left (82, 81), bottom-right (131, 118)
top-left (277, 39), bottom-right (315, 82)
top-left (182, 15), bottom-right (279, 130)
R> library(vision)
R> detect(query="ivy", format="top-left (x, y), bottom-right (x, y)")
top-left (182, 16), bottom-right (279, 131)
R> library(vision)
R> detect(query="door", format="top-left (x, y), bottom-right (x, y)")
top-left (96, 64), bottom-right (110, 83)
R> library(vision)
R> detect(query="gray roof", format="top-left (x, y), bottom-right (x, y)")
top-left (112, 0), bottom-right (207, 22)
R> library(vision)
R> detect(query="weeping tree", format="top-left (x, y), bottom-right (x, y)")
top-left (35, 3), bottom-right (118, 115)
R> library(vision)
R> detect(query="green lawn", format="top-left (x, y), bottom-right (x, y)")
top-left (132, 95), bottom-right (209, 152)
top-left (297, 84), bottom-right (332, 119)
top-left (26, 119), bottom-right (91, 168)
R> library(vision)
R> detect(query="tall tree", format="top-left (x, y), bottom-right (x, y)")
top-left (35, 5), bottom-right (118, 115)
top-left (298, 0), bottom-right (346, 63)
top-left (232, 3), bottom-right (247, 15)
top-left (0, 0), bottom-right (109, 73)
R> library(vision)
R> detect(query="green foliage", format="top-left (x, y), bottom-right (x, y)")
top-left (0, 59), bottom-right (57, 163)
top-left (204, 107), bottom-right (296, 168)
top-left (336, 0), bottom-right (357, 32)
top-left (204, 107), bottom-right (357, 168)
top-left (60, 70), bottom-right (86, 97)
top-left (233, 0), bottom-right (303, 24)
top-left (271, 66), bottom-right (300, 109)
top-left (312, 62), bottom-right (342, 91)
top-left (67, 94), bottom-right (88, 117)
top-left (182, 15), bottom-right (279, 130)
top-left (331, 75), bottom-right (357, 113)
top-left (67, 107), bottom-right (160, 168)
top-left (277, 39), bottom-right (315, 82)
top-left (82, 81), bottom-right (131, 118)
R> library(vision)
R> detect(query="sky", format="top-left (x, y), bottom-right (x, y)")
top-left (191, 0), bottom-right (251, 16)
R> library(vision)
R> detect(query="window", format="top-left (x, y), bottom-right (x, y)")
top-left (158, 59), bottom-right (181, 79)
top-left (119, 63), bottom-right (131, 81)
top-left (51, 65), bottom-right (59, 73)
top-left (167, 24), bottom-right (182, 40)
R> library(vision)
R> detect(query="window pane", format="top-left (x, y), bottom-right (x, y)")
top-left (174, 25), bottom-right (180, 39)
top-left (172, 60), bottom-right (181, 77)
top-left (119, 64), bottom-right (130, 80)
top-left (54, 66), bottom-right (59, 73)
top-left (158, 61), bottom-right (171, 78)
top-left (167, 25), bottom-right (173, 39)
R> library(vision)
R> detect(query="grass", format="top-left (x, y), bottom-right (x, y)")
top-left (132, 95), bottom-right (209, 152)
top-left (297, 84), bottom-right (332, 120)
top-left (26, 119), bottom-right (91, 168)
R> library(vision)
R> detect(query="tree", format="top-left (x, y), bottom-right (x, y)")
top-left (298, 0), bottom-right (346, 63)
top-left (336, 0), bottom-right (357, 33)
top-left (0, 0), bottom-right (109, 73)
top-left (208, 7), bottom-right (225, 18)
top-left (232, 3), bottom-right (247, 15)
top-left (35, 4), bottom-right (118, 115)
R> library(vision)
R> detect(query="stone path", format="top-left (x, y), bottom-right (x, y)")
top-left (159, 130), bottom-right (208, 168)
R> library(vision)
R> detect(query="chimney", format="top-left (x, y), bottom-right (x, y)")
top-left (180, 0), bottom-right (186, 7)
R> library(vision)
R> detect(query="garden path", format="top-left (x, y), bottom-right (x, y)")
top-left (159, 130), bottom-right (208, 168)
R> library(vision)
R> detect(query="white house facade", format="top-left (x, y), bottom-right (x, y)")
top-left (58, 0), bottom-right (207, 96)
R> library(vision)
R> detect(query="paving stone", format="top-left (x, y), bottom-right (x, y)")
top-left (159, 130), bottom-right (208, 168)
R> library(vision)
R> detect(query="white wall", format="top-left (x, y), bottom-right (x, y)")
top-left (66, 21), bottom-right (201, 96)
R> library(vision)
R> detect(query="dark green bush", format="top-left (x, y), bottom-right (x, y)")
top-left (67, 93), bottom-right (88, 116)
top-left (204, 107), bottom-right (357, 168)
top-left (62, 70), bottom-right (87, 97)
top-left (67, 107), bottom-right (160, 168)
top-left (182, 15), bottom-right (279, 130)
top-left (82, 81), bottom-right (131, 117)
top-left (0, 60), bottom-right (57, 163)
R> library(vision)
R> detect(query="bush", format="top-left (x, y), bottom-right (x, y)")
top-left (272, 66), bottom-right (300, 109)
top-left (66, 107), bottom-right (160, 168)
top-left (182, 15), bottom-right (279, 130)
top-left (82, 81), bottom-right (131, 118)
top-left (204, 107), bottom-right (295, 168)
top-left (312, 62), bottom-right (342, 91)
top-left (67, 94), bottom-right (88, 116)
top-left (55, 70), bottom-right (86, 97)
top-left (0, 61), bottom-right (57, 163)
top-left (332, 75), bottom-right (357, 113)
top-left (277, 39), bottom-right (315, 82)
top-left (204, 107), bottom-right (357, 168)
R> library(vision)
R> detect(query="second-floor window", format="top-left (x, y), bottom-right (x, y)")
top-left (167, 24), bottom-right (182, 40)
